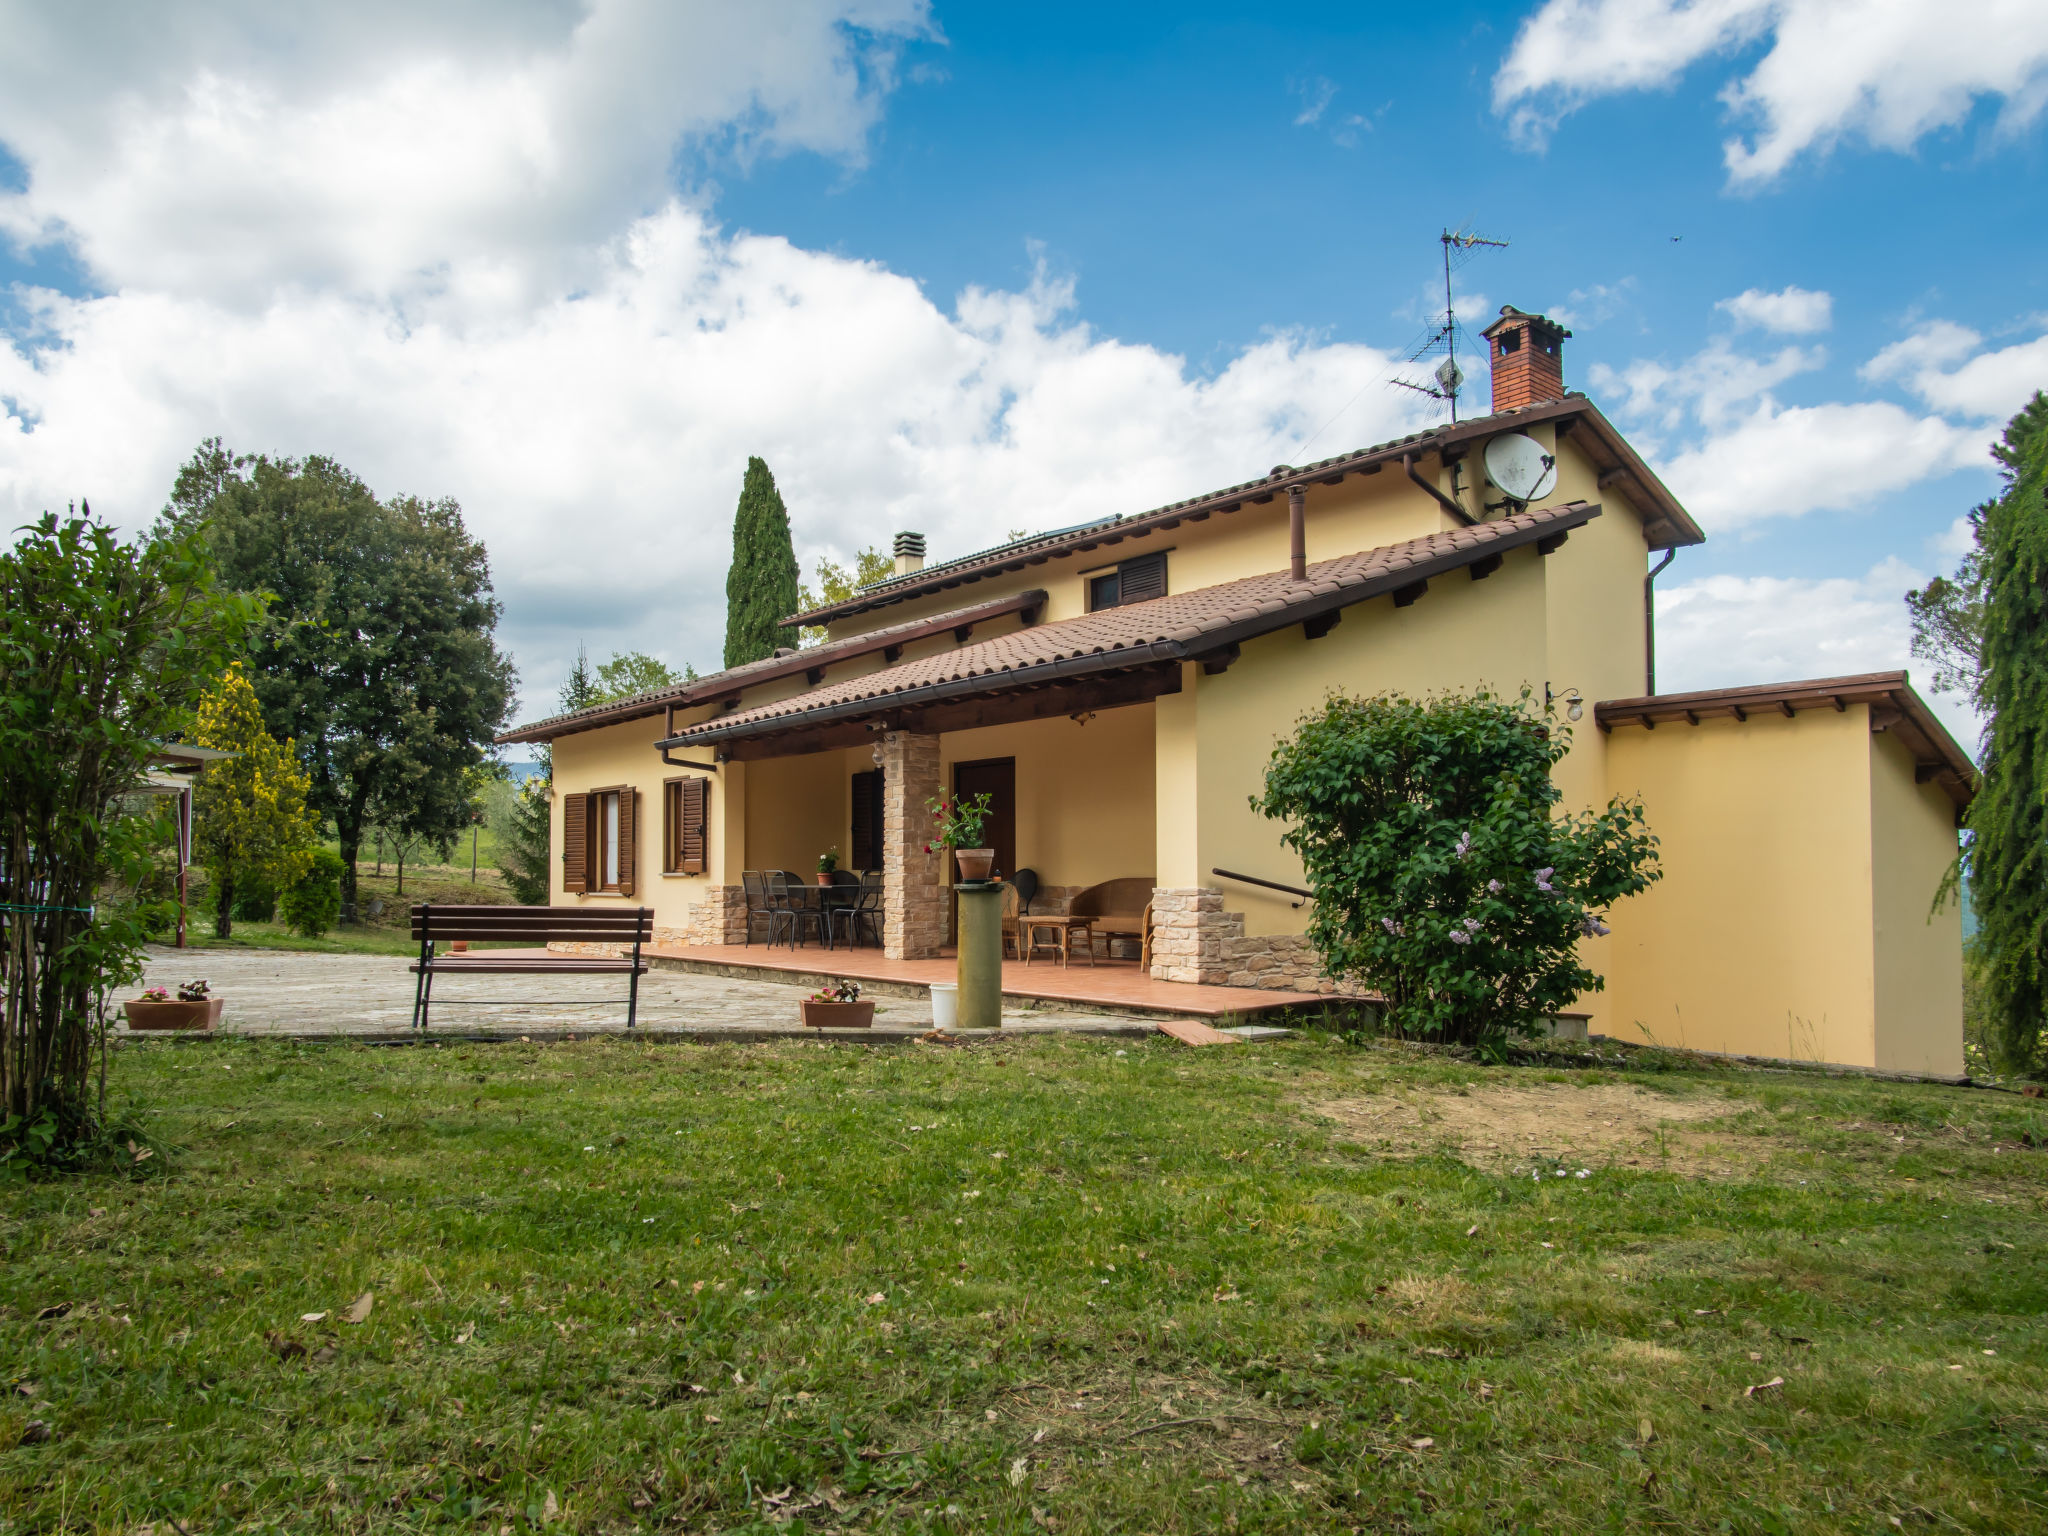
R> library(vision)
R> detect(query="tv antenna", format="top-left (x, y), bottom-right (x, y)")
top-left (1392, 227), bottom-right (1509, 423)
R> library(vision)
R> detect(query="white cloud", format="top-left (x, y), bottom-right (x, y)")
top-left (1291, 75), bottom-right (1337, 126)
top-left (1494, 0), bottom-right (2048, 186)
top-left (1716, 285), bottom-right (1832, 334)
top-left (1656, 556), bottom-right (1980, 745)
top-left (1658, 399), bottom-right (1983, 529)
top-left (0, 0), bottom-right (933, 306)
top-left (0, 208), bottom-right (1437, 719)
top-left (1863, 321), bottom-right (2048, 421)
top-left (1588, 337), bottom-right (1824, 431)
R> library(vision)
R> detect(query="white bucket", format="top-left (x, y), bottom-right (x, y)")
top-left (929, 982), bottom-right (959, 1030)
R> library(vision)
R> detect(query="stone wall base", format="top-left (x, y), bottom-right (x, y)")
top-left (1148, 886), bottom-right (1359, 994)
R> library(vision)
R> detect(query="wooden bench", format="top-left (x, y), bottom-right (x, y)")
top-left (409, 904), bottom-right (654, 1031)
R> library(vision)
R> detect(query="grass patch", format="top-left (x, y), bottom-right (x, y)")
top-left (2, 1034), bottom-right (2045, 1532)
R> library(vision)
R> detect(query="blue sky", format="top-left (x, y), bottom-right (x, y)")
top-left (0, 1), bottom-right (2043, 742)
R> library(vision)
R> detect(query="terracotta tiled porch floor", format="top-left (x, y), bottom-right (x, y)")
top-left (644, 942), bottom-right (1328, 1019)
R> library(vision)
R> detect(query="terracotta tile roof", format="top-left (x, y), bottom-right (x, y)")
top-left (498, 588), bottom-right (1047, 744)
top-left (786, 394), bottom-right (1702, 628)
top-left (668, 501), bottom-right (1600, 749)
top-left (1595, 671), bottom-right (1977, 814)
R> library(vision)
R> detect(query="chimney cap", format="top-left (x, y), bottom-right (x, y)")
top-left (1481, 305), bottom-right (1572, 343)
top-left (892, 530), bottom-right (926, 558)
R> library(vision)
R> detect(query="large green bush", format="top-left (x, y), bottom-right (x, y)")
top-left (1255, 688), bottom-right (1660, 1051)
top-left (280, 846), bottom-right (346, 937)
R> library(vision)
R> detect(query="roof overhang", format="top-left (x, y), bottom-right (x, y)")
top-left (498, 588), bottom-right (1048, 745)
top-left (667, 502), bottom-right (1602, 761)
top-left (1595, 672), bottom-right (1977, 818)
top-left (784, 396), bottom-right (1702, 628)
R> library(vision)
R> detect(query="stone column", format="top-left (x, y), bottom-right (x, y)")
top-left (1148, 886), bottom-right (1241, 985)
top-left (882, 731), bottom-right (947, 959)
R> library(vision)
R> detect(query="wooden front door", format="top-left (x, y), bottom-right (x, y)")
top-left (952, 757), bottom-right (1016, 880)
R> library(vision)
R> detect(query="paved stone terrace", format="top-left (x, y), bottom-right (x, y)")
top-left (129, 947), bottom-right (1154, 1042)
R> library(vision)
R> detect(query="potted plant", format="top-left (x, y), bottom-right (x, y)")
top-left (925, 791), bottom-right (996, 882)
top-left (800, 978), bottom-right (875, 1029)
top-left (816, 847), bottom-right (840, 886)
top-left (123, 978), bottom-right (223, 1032)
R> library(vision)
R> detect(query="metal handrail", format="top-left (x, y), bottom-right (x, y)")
top-left (1211, 867), bottom-right (1312, 907)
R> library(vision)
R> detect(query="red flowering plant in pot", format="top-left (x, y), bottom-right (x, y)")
top-left (800, 978), bottom-right (875, 1029)
top-left (123, 978), bottom-right (223, 1032)
top-left (924, 792), bottom-right (996, 882)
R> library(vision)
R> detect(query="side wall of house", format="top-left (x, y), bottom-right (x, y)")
top-left (1868, 728), bottom-right (1966, 1076)
top-left (1600, 709), bottom-right (1881, 1067)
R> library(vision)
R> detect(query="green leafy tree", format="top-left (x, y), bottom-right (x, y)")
top-left (724, 456), bottom-right (801, 668)
top-left (280, 847), bottom-right (345, 938)
top-left (1908, 392), bottom-right (2048, 701)
top-left (1255, 689), bottom-right (1661, 1052)
top-left (593, 650), bottom-right (694, 703)
top-left (1965, 417), bottom-right (2048, 1075)
top-left (497, 780), bottom-right (555, 906)
top-left (797, 547), bottom-right (892, 644)
top-left (1, 506), bottom-right (260, 1166)
top-left (191, 663), bottom-right (318, 938)
top-left (161, 441), bottom-right (516, 917)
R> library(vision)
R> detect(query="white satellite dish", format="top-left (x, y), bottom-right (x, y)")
top-left (1483, 433), bottom-right (1557, 502)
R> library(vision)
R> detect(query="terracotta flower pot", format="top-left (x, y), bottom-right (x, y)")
top-left (817, 873), bottom-right (834, 886)
top-left (955, 848), bottom-right (996, 882)
top-left (800, 999), bottom-right (876, 1029)
top-left (123, 998), bottom-right (224, 1032)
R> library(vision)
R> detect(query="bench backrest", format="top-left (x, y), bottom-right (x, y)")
top-left (410, 903), bottom-right (654, 945)
top-left (1067, 877), bottom-right (1155, 919)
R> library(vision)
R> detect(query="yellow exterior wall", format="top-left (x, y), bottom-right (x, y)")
top-left (548, 713), bottom-right (709, 929)
top-left (1869, 729), bottom-right (1966, 1075)
top-left (744, 748), bottom-right (864, 876)
top-left (1601, 709), bottom-right (1881, 1066)
top-left (1176, 545), bottom-right (1554, 938)
top-left (939, 705), bottom-right (1157, 890)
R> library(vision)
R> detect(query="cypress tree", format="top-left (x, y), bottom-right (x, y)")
top-left (1971, 419), bottom-right (2048, 1075)
top-left (723, 456), bottom-right (800, 669)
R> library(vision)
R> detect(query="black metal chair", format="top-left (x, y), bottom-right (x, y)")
top-left (741, 870), bottom-right (773, 946)
top-left (767, 871), bottom-right (828, 950)
top-left (830, 869), bottom-right (885, 949)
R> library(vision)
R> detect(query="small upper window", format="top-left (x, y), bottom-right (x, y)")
top-left (1086, 552), bottom-right (1167, 611)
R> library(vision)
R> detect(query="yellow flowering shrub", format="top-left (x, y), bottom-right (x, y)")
top-left (191, 663), bottom-right (317, 939)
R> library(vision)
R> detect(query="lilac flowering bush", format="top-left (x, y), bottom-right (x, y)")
top-left (1254, 688), bottom-right (1660, 1051)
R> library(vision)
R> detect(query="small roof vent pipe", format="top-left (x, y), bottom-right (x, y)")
top-left (893, 530), bottom-right (926, 576)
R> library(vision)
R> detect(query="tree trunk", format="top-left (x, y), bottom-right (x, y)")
top-left (214, 866), bottom-right (235, 940)
top-left (396, 840), bottom-right (405, 897)
top-left (335, 798), bottom-right (366, 917)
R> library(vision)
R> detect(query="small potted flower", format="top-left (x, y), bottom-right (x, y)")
top-left (800, 978), bottom-right (875, 1029)
top-left (924, 791), bottom-right (996, 882)
top-left (123, 978), bottom-right (223, 1032)
top-left (816, 847), bottom-right (841, 886)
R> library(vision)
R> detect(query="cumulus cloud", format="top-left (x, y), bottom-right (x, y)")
top-left (1656, 557), bottom-right (1979, 745)
top-left (1588, 337), bottom-right (1824, 431)
top-left (0, 207), bottom-right (1435, 717)
top-left (1863, 320), bottom-right (2048, 420)
top-left (1494, 0), bottom-right (2048, 185)
top-left (1716, 285), bottom-right (1832, 334)
top-left (0, 0), bottom-right (933, 306)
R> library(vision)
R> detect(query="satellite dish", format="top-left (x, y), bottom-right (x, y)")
top-left (1483, 433), bottom-right (1557, 502)
top-left (1434, 356), bottom-right (1464, 396)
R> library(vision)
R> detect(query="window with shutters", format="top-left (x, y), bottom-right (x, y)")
top-left (1084, 551), bottom-right (1167, 611)
top-left (563, 785), bottom-right (636, 894)
top-left (664, 776), bottom-right (710, 875)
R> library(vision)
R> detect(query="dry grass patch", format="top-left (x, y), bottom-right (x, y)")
top-left (1311, 1081), bottom-right (1745, 1176)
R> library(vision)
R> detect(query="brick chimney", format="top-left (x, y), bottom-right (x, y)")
top-left (1481, 306), bottom-right (1571, 414)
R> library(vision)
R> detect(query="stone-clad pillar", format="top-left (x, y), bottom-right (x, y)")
top-left (882, 731), bottom-right (947, 959)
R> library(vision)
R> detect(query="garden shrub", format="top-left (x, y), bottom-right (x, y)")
top-left (1255, 688), bottom-right (1661, 1052)
top-left (280, 847), bottom-right (346, 938)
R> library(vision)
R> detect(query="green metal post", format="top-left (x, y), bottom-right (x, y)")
top-left (954, 881), bottom-right (1004, 1031)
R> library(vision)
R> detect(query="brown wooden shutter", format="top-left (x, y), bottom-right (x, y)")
top-left (850, 769), bottom-right (880, 870)
top-left (617, 788), bottom-right (638, 895)
top-left (562, 791), bottom-right (588, 894)
top-left (680, 777), bottom-right (709, 874)
top-left (1118, 552), bottom-right (1166, 604)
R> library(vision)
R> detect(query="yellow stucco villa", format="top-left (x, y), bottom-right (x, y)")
top-left (503, 306), bottom-right (1972, 1075)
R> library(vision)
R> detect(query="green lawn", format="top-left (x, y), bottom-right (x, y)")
top-left (3, 1033), bottom-right (2044, 1533)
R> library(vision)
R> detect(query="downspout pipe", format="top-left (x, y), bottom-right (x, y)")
top-left (1288, 485), bottom-right (1306, 581)
top-left (1644, 548), bottom-right (1677, 694)
top-left (1404, 452), bottom-right (1475, 526)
